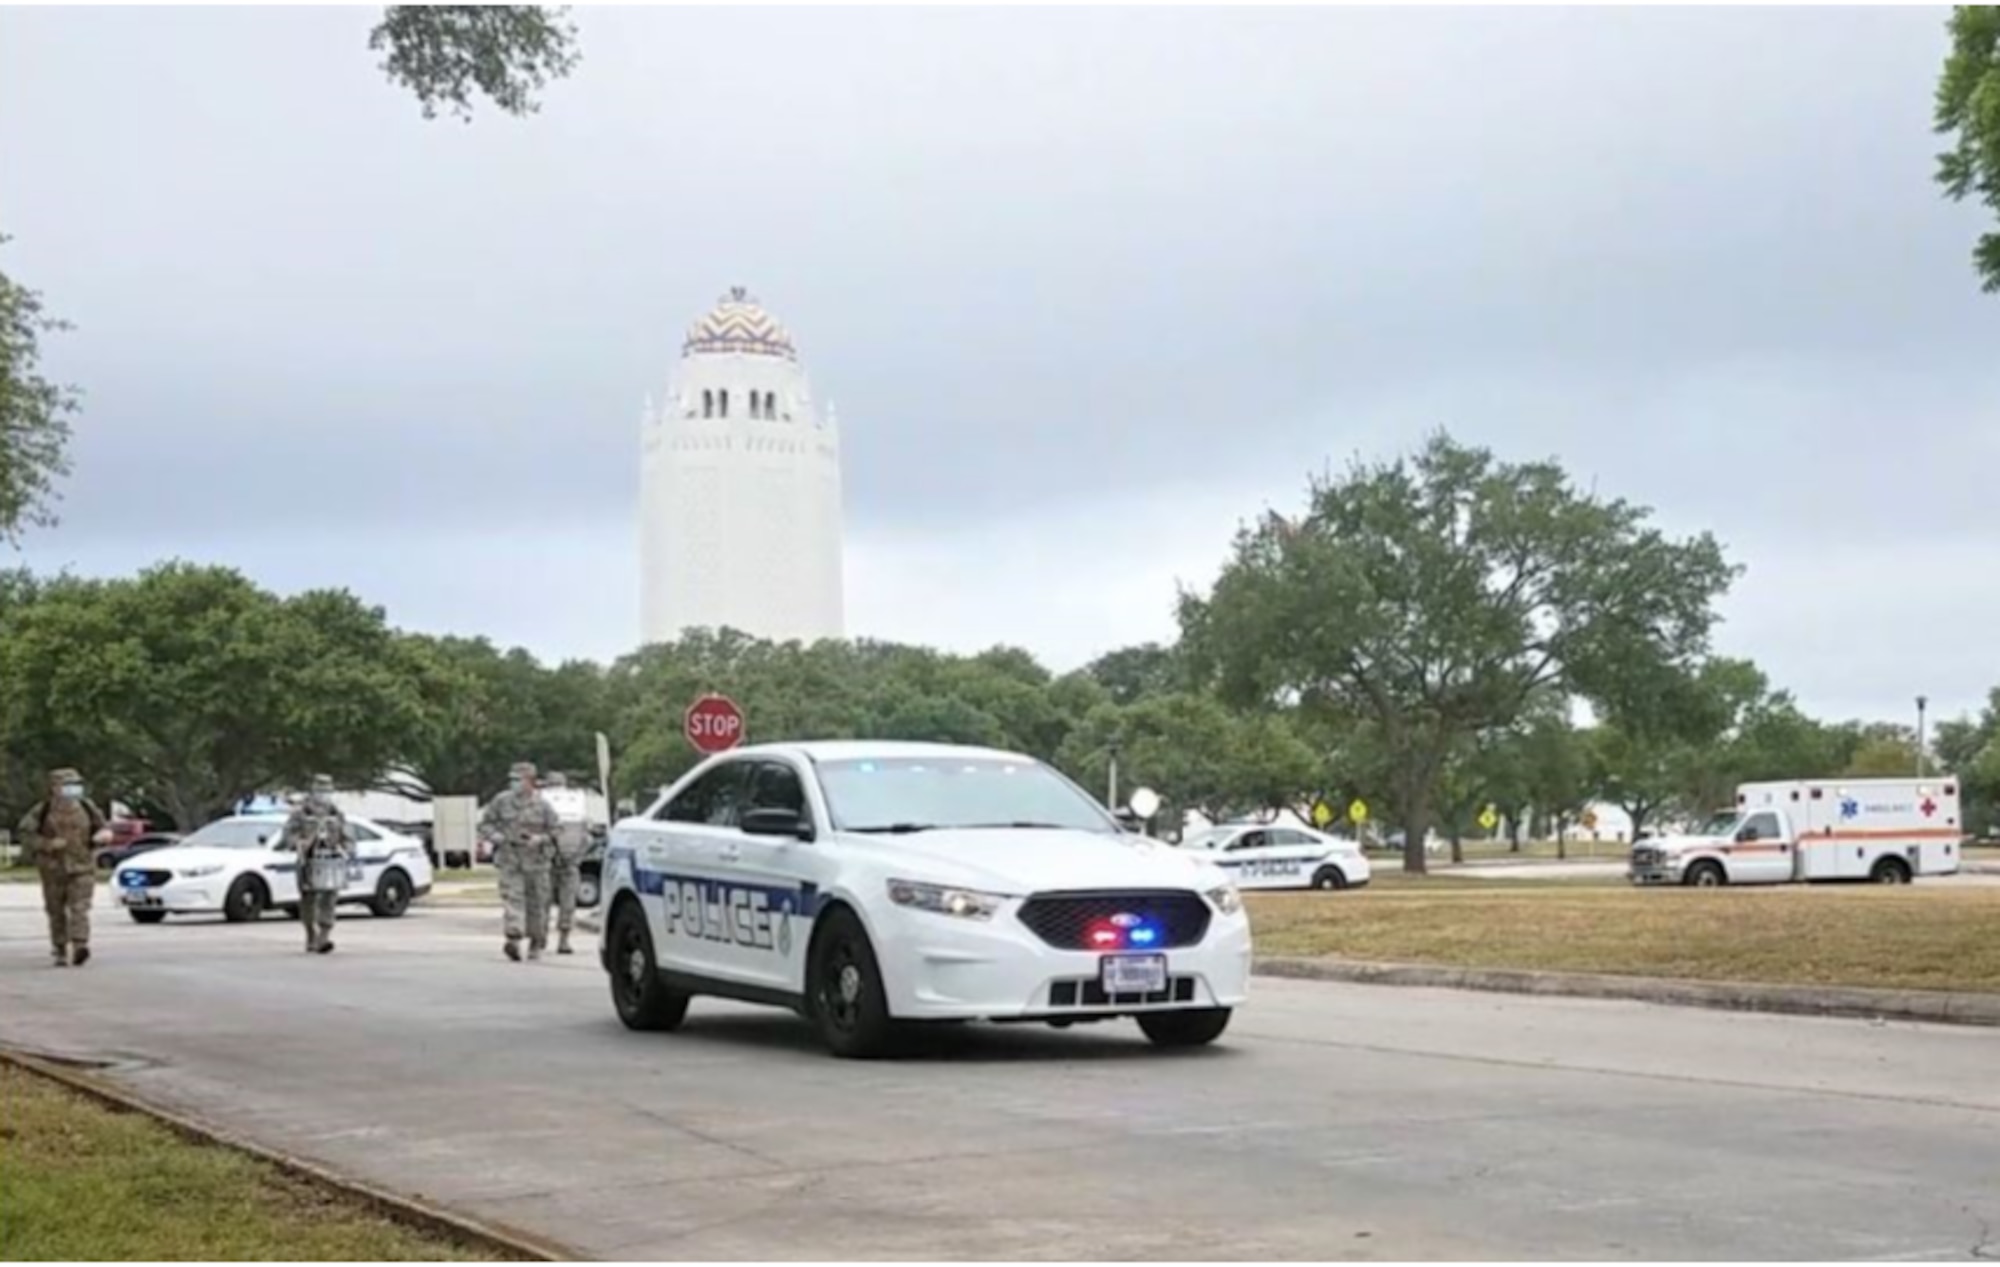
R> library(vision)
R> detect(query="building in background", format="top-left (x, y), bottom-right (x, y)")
top-left (638, 287), bottom-right (846, 646)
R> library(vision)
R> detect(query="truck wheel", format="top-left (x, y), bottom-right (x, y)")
top-left (1138, 1008), bottom-right (1233, 1049)
top-left (1311, 866), bottom-right (1348, 891)
top-left (807, 908), bottom-right (897, 1059)
top-left (607, 901), bottom-right (689, 1032)
top-left (1682, 861), bottom-right (1727, 888)
top-left (1870, 857), bottom-right (1912, 885)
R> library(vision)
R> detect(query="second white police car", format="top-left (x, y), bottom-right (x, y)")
top-left (600, 741), bottom-right (1252, 1058)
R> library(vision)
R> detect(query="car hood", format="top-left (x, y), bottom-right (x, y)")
top-left (828, 827), bottom-right (1231, 895)
top-left (1639, 833), bottom-right (1725, 854)
top-left (113, 845), bottom-right (252, 875)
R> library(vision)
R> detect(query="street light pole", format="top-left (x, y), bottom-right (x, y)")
top-left (1916, 695), bottom-right (1929, 778)
top-left (1106, 740), bottom-right (1121, 811)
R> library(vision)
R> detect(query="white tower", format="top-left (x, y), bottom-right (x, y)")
top-left (639, 287), bottom-right (845, 645)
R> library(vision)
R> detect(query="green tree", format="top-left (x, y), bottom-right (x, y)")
top-left (1840, 723), bottom-right (1922, 778)
top-left (1180, 433), bottom-right (1736, 872)
top-left (371, 6), bottom-right (580, 121)
top-left (1055, 693), bottom-right (1320, 828)
top-left (0, 564), bottom-right (422, 827)
top-left (1589, 658), bottom-right (1771, 839)
top-left (1934, 5), bottom-right (2000, 291)
top-left (1083, 642), bottom-right (1186, 706)
top-left (1935, 689), bottom-right (2000, 835)
top-left (0, 237), bottom-right (82, 545)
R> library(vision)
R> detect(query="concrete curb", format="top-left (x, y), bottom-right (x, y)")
top-left (1253, 957), bottom-right (2000, 1027)
top-left (0, 1047), bottom-right (576, 1262)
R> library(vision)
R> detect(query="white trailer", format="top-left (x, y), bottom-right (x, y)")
top-left (1628, 777), bottom-right (1964, 886)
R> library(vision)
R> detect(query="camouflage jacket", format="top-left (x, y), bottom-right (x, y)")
top-left (18, 798), bottom-right (108, 874)
top-left (480, 790), bottom-right (560, 862)
top-left (281, 804), bottom-right (351, 862)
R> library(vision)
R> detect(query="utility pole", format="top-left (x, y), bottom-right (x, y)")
top-left (1106, 740), bottom-right (1121, 811)
top-left (1916, 695), bottom-right (1929, 778)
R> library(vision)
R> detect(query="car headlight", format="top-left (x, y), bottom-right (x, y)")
top-left (1206, 883), bottom-right (1243, 915)
top-left (886, 879), bottom-right (1004, 920)
top-left (178, 865), bottom-right (224, 879)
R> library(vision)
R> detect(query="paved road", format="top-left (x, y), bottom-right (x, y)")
top-left (3, 889), bottom-right (1997, 1261)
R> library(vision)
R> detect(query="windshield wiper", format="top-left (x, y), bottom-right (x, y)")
top-left (958, 822), bottom-right (1070, 830)
top-left (849, 823), bottom-right (939, 835)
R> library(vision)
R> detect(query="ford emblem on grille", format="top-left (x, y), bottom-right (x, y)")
top-left (1109, 912), bottom-right (1141, 928)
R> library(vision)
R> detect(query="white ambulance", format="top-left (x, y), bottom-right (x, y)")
top-left (1628, 777), bottom-right (1964, 887)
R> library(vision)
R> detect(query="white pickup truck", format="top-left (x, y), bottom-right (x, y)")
top-left (1628, 777), bottom-right (1963, 887)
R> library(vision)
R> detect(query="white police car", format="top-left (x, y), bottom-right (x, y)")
top-left (1180, 822), bottom-right (1372, 891)
top-left (113, 813), bottom-right (433, 924)
top-left (599, 741), bottom-right (1252, 1058)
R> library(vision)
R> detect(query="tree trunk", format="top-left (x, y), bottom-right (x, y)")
top-left (1399, 784), bottom-right (1433, 875)
top-left (1449, 828), bottom-right (1464, 865)
top-left (1555, 814), bottom-right (1569, 861)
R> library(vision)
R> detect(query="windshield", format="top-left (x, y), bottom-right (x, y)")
top-left (1698, 811), bottom-right (1742, 837)
top-left (177, 819), bottom-right (275, 850)
top-left (815, 756), bottom-right (1116, 834)
top-left (1178, 828), bottom-right (1228, 851)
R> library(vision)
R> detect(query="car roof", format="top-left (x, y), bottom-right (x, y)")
top-left (220, 812), bottom-right (393, 832)
top-left (723, 740), bottom-right (1036, 764)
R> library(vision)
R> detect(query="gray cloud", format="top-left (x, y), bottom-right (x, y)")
top-left (3, 6), bottom-right (1994, 720)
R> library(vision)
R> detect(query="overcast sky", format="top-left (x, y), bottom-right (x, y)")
top-left (3, 6), bottom-right (1994, 725)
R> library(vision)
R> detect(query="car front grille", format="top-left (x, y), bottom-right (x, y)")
top-left (1630, 847), bottom-right (1662, 867)
top-left (1016, 889), bottom-right (1211, 950)
top-left (124, 869), bottom-right (173, 887)
top-left (1049, 977), bottom-right (1198, 1008)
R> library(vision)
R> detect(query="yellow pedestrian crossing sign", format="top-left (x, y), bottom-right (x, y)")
top-left (1347, 799), bottom-right (1368, 826)
top-left (1311, 800), bottom-right (1334, 828)
top-left (1478, 805), bottom-right (1499, 831)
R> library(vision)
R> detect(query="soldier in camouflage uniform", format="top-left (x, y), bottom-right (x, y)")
top-left (481, 761), bottom-right (560, 962)
top-left (17, 767), bottom-right (112, 967)
top-left (542, 772), bottom-right (588, 955)
top-left (282, 774), bottom-right (350, 954)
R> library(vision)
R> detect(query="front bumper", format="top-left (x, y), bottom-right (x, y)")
top-left (115, 880), bottom-right (224, 913)
top-left (1627, 854), bottom-right (1683, 885)
top-left (871, 900), bottom-right (1253, 1022)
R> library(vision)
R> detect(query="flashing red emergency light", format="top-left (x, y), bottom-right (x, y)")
top-left (1084, 917), bottom-right (1163, 951)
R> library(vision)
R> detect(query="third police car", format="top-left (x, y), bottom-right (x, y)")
top-left (599, 741), bottom-right (1252, 1058)
top-left (1179, 821), bottom-right (1372, 891)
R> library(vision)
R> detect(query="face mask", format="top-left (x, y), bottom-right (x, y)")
top-left (508, 777), bottom-right (524, 793)
top-left (59, 783), bottom-right (84, 800)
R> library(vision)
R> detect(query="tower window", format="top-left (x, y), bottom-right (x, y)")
top-left (750, 392), bottom-right (763, 420)
top-left (701, 390), bottom-right (712, 418)
top-left (765, 391), bottom-right (778, 419)
top-left (718, 390), bottom-right (730, 418)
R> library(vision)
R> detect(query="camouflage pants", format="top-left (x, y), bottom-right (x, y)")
top-left (548, 852), bottom-right (581, 934)
top-left (497, 847), bottom-right (551, 948)
top-left (40, 863), bottom-right (94, 953)
top-left (300, 888), bottom-right (338, 949)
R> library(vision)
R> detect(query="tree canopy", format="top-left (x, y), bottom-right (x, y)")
top-left (370, 5), bottom-right (580, 121)
top-left (0, 237), bottom-right (81, 545)
top-left (1934, 5), bottom-right (2000, 291)
top-left (1178, 432), bottom-right (1737, 871)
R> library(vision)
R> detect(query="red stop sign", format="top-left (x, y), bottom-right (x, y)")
top-left (684, 694), bottom-right (745, 754)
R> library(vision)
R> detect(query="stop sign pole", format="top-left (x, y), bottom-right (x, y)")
top-left (684, 693), bottom-right (746, 755)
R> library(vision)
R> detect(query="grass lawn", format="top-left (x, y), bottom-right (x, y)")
top-left (1248, 884), bottom-right (2000, 994)
top-left (0, 1063), bottom-right (505, 1261)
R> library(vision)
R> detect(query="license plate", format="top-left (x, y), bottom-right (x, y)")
top-left (1100, 954), bottom-right (1168, 994)
top-left (122, 891), bottom-right (159, 907)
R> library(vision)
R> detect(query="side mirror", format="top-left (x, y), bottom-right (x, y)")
top-left (741, 807), bottom-right (815, 842)
top-left (1112, 807), bottom-right (1145, 833)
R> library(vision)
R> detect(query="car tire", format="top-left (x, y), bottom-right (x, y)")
top-left (129, 909), bottom-right (167, 925)
top-left (1311, 865), bottom-right (1348, 891)
top-left (807, 907), bottom-right (898, 1059)
top-left (607, 901), bottom-right (690, 1032)
top-left (1137, 1008), bottom-right (1233, 1049)
top-left (223, 875), bottom-right (268, 923)
top-left (369, 868), bottom-right (413, 918)
top-left (281, 904), bottom-right (300, 920)
top-left (1682, 861), bottom-right (1727, 888)
top-left (576, 874), bottom-right (600, 908)
top-left (1871, 857), bottom-right (1913, 885)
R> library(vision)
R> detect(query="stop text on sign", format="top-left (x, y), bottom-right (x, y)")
top-left (684, 695), bottom-right (746, 754)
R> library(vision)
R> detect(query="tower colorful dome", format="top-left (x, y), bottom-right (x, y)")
top-left (682, 286), bottom-right (797, 360)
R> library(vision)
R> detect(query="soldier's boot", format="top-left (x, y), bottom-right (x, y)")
top-left (504, 939), bottom-right (522, 962)
top-left (71, 945), bottom-right (89, 967)
top-left (558, 931), bottom-right (573, 955)
top-left (52, 946), bottom-right (67, 968)
top-left (527, 943), bottom-right (544, 962)
top-left (317, 940), bottom-right (335, 955)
